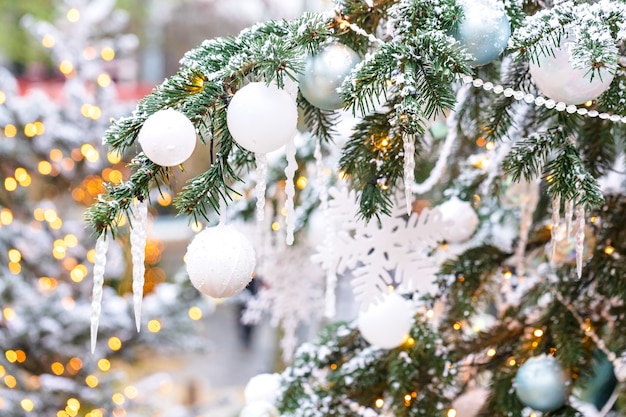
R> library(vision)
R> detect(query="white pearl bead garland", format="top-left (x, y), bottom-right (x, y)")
top-left (461, 75), bottom-right (626, 124)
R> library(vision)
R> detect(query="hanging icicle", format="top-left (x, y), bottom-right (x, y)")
top-left (514, 179), bottom-right (541, 277)
top-left (90, 234), bottom-right (109, 353)
top-left (255, 153), bottom-right (268, 222)
top-left (565, 199), bottom-right (574, 237)
top-left (314, 137), bottom-right (337, 318)
top-left (130, 198), bottom-right (148, 332)
top-left (403, 132), bottom-right (415, 215)
top-left (550, 195), bottom-right (561, 265)
top-left (284, 137), bottom-right (297, 245)
top-left (575, 204), bottom-right (586, 279)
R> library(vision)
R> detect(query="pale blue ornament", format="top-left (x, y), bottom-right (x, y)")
top-left (299, 43), bottom-right (361, 110)
top-left (452, 0), bottom-right (510, 66)
top-left (514, 355), bottom-right (570, 412)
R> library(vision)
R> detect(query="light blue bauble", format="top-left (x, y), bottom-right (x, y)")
top-left (452, 0), bottom-right (511, 66)
top-left (299, 43), bottom-right (361, 110)
top-left (514, 355), bottom-right (570, 412)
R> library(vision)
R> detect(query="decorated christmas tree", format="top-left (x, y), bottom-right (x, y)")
top-left (85, 0), bottom-right (626, 416)
top-left (0, 2), bottom-right (207, 416)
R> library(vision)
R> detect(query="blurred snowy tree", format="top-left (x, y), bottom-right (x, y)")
top-left (0, 1), bottom-right (208, 416)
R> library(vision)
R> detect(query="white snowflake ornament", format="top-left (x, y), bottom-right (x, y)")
top-left (312, 186), bottom-right (446, 311)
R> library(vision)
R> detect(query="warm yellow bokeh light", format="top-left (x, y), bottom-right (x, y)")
top-left (24, 123), bottom-right (37, 138)
top-left (15, 350), bottom-right (26, 363)
top-left (108, 169), bottom-right (123, 183)
top-left (0, 91), bottom-right (5, 105)
top-left (111, 393), bottom-right (125, 405)
top-left (271, 222), bottom-right (281, 231)
top-left (147, 320), bottom-right (161, 333)
top-left (42, 34), bottom-right (55, 48)
top-left (108, 337), bottom-right (122, 351)
top-left (188, 306), bottom-right (203, 321)
top-left (20, 398), bottom-right (34, 412)
top-left (34, 121), bottom-right (45, 135)
top-left (85, 375), bottom-right (99, 388)
top-left (533, 329), bottom-right (544, 338)
top-left (157, 192), bottom-right (172, 206)
top-left (66, 8), bottom-right (80, 22)
top-left (5, 350), bottom-right (17, 363)
top-left (4, 124), bottom-right (17, 138)
top-left (296, 176), bottom-right (308, 189)
top-left (123, 386), bottom-right (138, 399)
top-left (59, 60), bottom-right (74, 75)
top-left (66, 398), bottom-right (80, 413)
top-left (50, 149), bottom-right (63, 162)
top-left (374, 398), bottom-right (384, 409)
top-left (38, 161), bottom-right (53, 175)
top-left (486, 348), bottom-right (497, 357)
top-left (5, 177), bottom-right (17, 192)
top-left (107, 152), bottom-right (122, 164)
top-left (51, 362), bottom-right (65, 375)
top-left (447, 408), bottom-right (457, 417)
top-left (70, 265), bottom-right (88, 283)
top-left (101, 46), bottom-right (115, 61)
top-left (97, 73), bottom-right (111, 88)
top-left (5, 375), bottom-right (17, 388)
top-left (8, 248), bottom-right (21, 263)
top-left (3, 308), bottom-right (15, 321)
top-left (1, 208), bottom-right (13, 225)
top-left (8, 262), bottom-right (21, 274)
top-left (97, 359), bottom-right (111, 372)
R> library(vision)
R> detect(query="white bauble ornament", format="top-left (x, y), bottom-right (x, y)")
top-left (452, 0), bottom-right (510, 66)
top-left (244, 373), bottom-right (281, 406)
top-left (514, 355), bottom-right (569, 412)
top-left (240, 401), bottom-right (280, 417)
top-left (137, 109), bottom-right (197, 166)
top-left (529, 38), bottom-right (615, 105)
top-left (357, 292), bottom-right (414, 349)
top-left (185, 225), bottom-right (256, 298)
top-left (438, 197), bottom-right (479, 243)
top-left (227, 82), bottom-right (297, 153)
top-left (299, 43), bottom-right (361, 110)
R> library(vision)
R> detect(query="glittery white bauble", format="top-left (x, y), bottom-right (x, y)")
top-left (438, 197), bottom-right (479, 243)
top-left (529, 38), bottom-right (615, 105)
top-left (227, 82), bottom-right (298, 153)
top-left (244, 373), bottom-right (281, 406)
top-left (299, 43), bottom-right (361, 110)
top-left (514, 355), bottom-right (569, 412)
top-left (240, 401), bottom-right (280, 417)
top-left (137, 109), bottom-right (197, 166)
top-left (185, 225), bottom-right (256, 298)
top-left (357, 293), bottom-right (414, 349)
top-left (452, 0), bottom-right (510, 66)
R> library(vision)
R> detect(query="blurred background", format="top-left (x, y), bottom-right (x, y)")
top-left (0, 1), bottom-right (354, 417)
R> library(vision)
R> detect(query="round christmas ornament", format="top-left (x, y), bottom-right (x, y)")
top-left (514, 355), bottom-right (569, 412)
top-left (239, 401), bottom-right (280, 417)
top-left (437, 196), bottom-right (479, 243)
top-left (244, 373), bottom-right (282, 406)
top-left (227, 82), bottom-right (298, 153)
top-left (185, 225), bottom-right (256, 298)
top-left (137, 108), bottom-right (197, 166)
top-left (357, 292), bottom-right (414, 349)
top-left (529, 38), bottom-right (615, 105)
top-left (299, 43), bottom-right (361, 110)
top-left (452, 0), bottom-right (510, 66)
